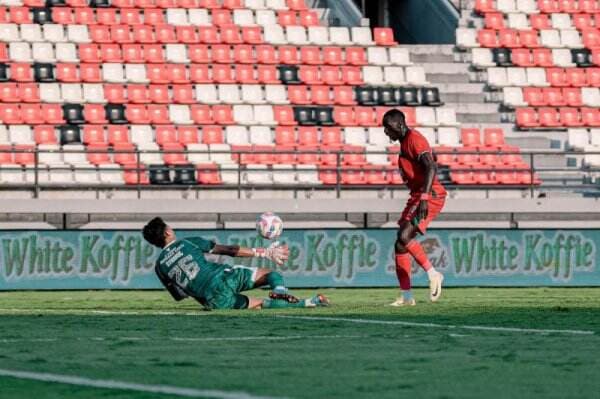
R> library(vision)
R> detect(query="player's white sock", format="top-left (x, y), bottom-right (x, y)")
top-left (427, 268), bottom-right (438, 280)
top-left (402, 290), bottom-right (413, 301)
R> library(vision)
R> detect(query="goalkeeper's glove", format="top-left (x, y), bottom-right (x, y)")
top-left (252, 241), bottom-right (289, 265)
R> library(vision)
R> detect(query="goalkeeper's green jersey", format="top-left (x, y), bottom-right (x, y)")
top-left (155, 236), bottom-right (225, 299)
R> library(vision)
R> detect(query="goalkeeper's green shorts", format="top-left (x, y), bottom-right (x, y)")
top-left (203, 266), bottom-right (258, 310)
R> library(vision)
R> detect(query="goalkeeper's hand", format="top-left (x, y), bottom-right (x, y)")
top-left (253, 242), bottom-right (289, 265)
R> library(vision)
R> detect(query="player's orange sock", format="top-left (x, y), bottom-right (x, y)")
top-left (395, 253), bottom-right (411, 290)
top-left (406, 240), bottom-right (433, 272)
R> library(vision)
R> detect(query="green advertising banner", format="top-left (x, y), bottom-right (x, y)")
top-left (0, 229), bottom-right (598, 290)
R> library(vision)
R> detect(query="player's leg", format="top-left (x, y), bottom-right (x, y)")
top-left (390, 221), bottom-right (416, 307)
top-left (398, 200), bottom-right (445, 302)
top-left (253, 267), bottom-right (299, 303)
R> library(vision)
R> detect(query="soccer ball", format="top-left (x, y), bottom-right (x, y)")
top-left (256, 212), bottom-right (283, 240)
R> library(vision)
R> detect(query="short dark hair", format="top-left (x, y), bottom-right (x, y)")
top-left (143, 217), bottom-right (168, 248)
top-left (382, 109), bottom-right (406, 126)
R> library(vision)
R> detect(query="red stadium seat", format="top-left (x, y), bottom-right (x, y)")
top-left (581, 29), bottom-right (600, 50)
top-left (299, 10), bottom-right (320, 27)
top-left (148, 104), bottom-right (170, 124)
top-left (299, 66), bottom-right (322, 85)
top-left (176, 26), bottom-right (198, 44)
top-left (581, 107), bottom-right (600, 126)
top-left (547, 68), bottom-right (569, 87)
top-left (221, 26), bottom-right (243, 44)
top-left (278, 10), bottom-right (297, 26)
top-left (198, 26), bottom-right (220, 44)
top-left (87, 144), bottom-right (111, 165)
top-left (168, 64), bottom-right (189, 84)
top-left (273, 145), bottom-right (297, 164)
top-left (104, 84), bottom-right (126, 103)
top-left (523, 87), bottom-right (546, 106)
top-left (191, 105), bottom-right (213, 125)
top-left (321, 66), bottom-right (344, 85)
top-left (333, 107), bottom-right (356, 126)
top-left (297, 145), bottom-right (319, 165)
top-left (201, 126), bottom-right (224, 144)
top-left (529, 14), bottom-right (551, 30)
top-left (111, 25), bottom-right (133, 43)
top-left (156, 0), bottom-right (177, 7)
top-left (543, 88), bottom-right (566, 106)
top-left (235, 64), bottom-right (258, 84)
top-left (333, 86), bottom-right (356, 105)
top-left (212, 64), bottom-right (236, 83)
top-left (52, 7), bottom-right (74, 24)
top-left (288, 86), bottom-right (311, 105)
top-left (126, 105), bottom-right (150, 124)
top-left (97, 8), bottom-right (117, 25)
top-left (253, 145), bottom-right (275, 165)
top-left (148, 84), bottom-right (171, 104)
top-left (560, 107), bottom-right (584, 126)
top-left (475, 0), bottom-right (495, 14)
top-left (557, 0), bottom-right (578, 13)
top-left (123, 165), bottom-right (150, 186)
top-left (67, 0), bottom-right (91, 6)
top-left (573, 13), bottom-right (594, 29)
top-left (0, 43), bottom-right (8, 63)
top-left (83, 125), bottom-right (106, 145)
top-left (287, 0), bottom-right (308, 10)
top-left (297, 127), bottom-right (318, 146)
top-left (257, 65), bottom-right (280, 84)
top-left (123, 44), bottom-right (144, 63)
top-left (256, 45), bottom-right (278, 64)
top-left (33, 126), bottom-right (57, 144)
top-left (162, 143), bottom-right (187, 165)
top-left (84, 104), bottom-right (108, 124)
top-left (0, 83), bottom-right (17, 103)
top-left (80, 44), bottom-right (101, 63)
top-left (301, 46), bottom-right (322, 65)
top-left (212, 44), bottom-right (234, 64)
top-left (320, 127), bottom-right (341, 147)
top-left (519, 30), bottom-right (540, 48)
top-left (275, 126), bottom-right (297, 146)
top-left (563, 87), bottom-right (583, 106)
top-left (223, 0), bottom-right (244, 9)
top-left (373, 28), bottom-right (397, 46)
top-left (132, 25), bottom-right (156, 43)
top-left (147, 64), bottom-right (169, 83)
top-left (127, 84), bottom-right (150, 103)
top-left (538, 0), bottom-right (560, 13)
top-left (212, 9), bottom-right (233, 26)
top-left (10, 63), bottom-right (33, 82)
top-left (345, 47), bottom-right (367, 66)
top-left (512, 49), bottom-right (535, 67)
top-left (196, 163), bottom-right (222, 185)
top-left (499, 29), bottom-right (520, 48)
top-left (586, 68), bottom-right (600, 87)
top-left (144, 44), bottom-right (165, 63)
top-left (516, 108), bottom-right (539, 127)
top-left (234, 45), bottom-right (256, 64)
top-left (121, 9), bottom-right (142, 25)
top-left (114, 144), bottom-right (137, 166)
top-left (355, 107), bottom-right (377, 127)
top-left (19, 83), bottom-right (39, 103)
top-left (89, 25), bottom-right (111, 43)
top-left (477, 29), bottom-right (499, 48)
top-left (279, 46), bottom-right (300, 65)
top-left (241, 26), bottom-right (263, 44)
top-left (188, 45), bottom-right (210, 63)
top-left (42, 104), bottom-right (65, 124)
top-left (145, 8), bottom-right (165, 25)
top-left (461, 128), bottom-right (481, 147)
top-left (566, 68), bottom-right (587, 87)
top-left (485, 13), bottom-right (505, 29)
top-left (323, 47), bottom-right (344, 65)
top-left (74, 8), bottom-right (96, 25)
top-left (178, 126), bottom-right (199, 145)
top-left (10, 7), bottom-right (32, 23)
top-left (213, 105), bottom-right (235, 125)
top-left (579, 0), bottom-right (599, 13)
top-left (532, 48), bottom-right (554, 67)
top-left (14, 145), bottom-right (35, 165)
top-left (156, 25), bottom-right (177, 44)
top-left (538, 107), bottom-right (560, 127)
top-left (455, 147), bottom-right (480, 165)
top-left (273, 106), bottom-right (297, 125)
top-left (100, 44), bottom-right (122, 62)
top-left (592, 50), bottom-right (600, 66)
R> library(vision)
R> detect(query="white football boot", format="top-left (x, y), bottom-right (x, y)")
top-left (429, 272), bottom-right (444, 302)
top-left (389, 297), bottom-right (416, 307)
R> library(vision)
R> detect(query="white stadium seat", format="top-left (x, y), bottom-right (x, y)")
top-left (82, 84), bottom-right (106, 103)
top-left (233, 105), bottom-right (255, 125)
top-left (497, 0), bottom-right (517, 13)
top-left (456, 28), bottom-right (478, 48)
top-left (195, 84), bottom-right (219, 104)
top-left (138, 143), bottom-right (163, 164)
top-left (233, 10), bottom-right (255, 26)
top-left (308, 26), bottom-right (330, 45)
top-left (9, 42), bottom-right (32, 62)
top-left (405, 66), bottom-right (428, 86)
top-left (263, 24), bottom-right (287, 45)
top-left (74, 168), bottom-right (100, 184)
top-left (32, 42), bottom-right (56, 62)
top-left (367, 47), bottom-right (390, 66)
top-left (507, 68), bottom-right (527, 86)
top-left (265, 85), bottom-right (289, 104)
top-left (265, 0), bottom-right (287, 10)
top-left (125, 64), bottom-right (148, 83)
top-left (516, 0), bottom-right (537, 13)
top-left (582, 88), bottom-right (600, 107)
top-left (165, 44), bottom-right (190, 63)
top-left (365, 146), bottom-right (388, 165)
top-left (249, 126), bottom-right (272, 144)
top-left (296, 164), bottom-right (320, 184)
top-left (560, 29), bottom-right (583, 48)
top-left (55, 43), bottom-right (79, 62)
top-left (415, 107), bottom-right (437, 127)
top-left (245, 164), bottom-right (272, 184)
top-left (583, 146), bottom-right (600, 167)
top-left (551, 14), bottom-right (573, 30)
top-left (472, 48), bottom-right (496, 68)
top-left (219, 85), bottom-right (242, 104)
top-left (168, 105), bottom-right (193, 124)
top-left (43, 24), bottom-right (66, 42)
top-left (209, 144), bottom-right (234, 165)
top-left (388, 48), bottom-right (412, 66)
top-left (363, 66), bottom-right (385, 86)
top-left (254, 105), bottom-right (276, 125)
top-left (436, 109), bottom-right (459, 127)
top-left (130, 125), bottom-right (153, 145)
top-left (437, 127), bottom-right (460, 146)
top-left (98, 164), bottom-right (124, 185)
top-left (255, 10), bottom-right (277, 26)
top-left (39, 83), bottom-right (62, 103)
top-left (20, 24), bottom-right (42, 42)
top-left (503, 87), bottom-right (527, 107)
top-left (61, 84), bottom-right (83, 103)
top-left (343, 127), bottom-right (367, 145)
top-left (245, 0), bottom-right (266, 10)
top-left (166, 9), bottom-right (189, 26)
top-left (552, 49), bottom-right (575, 67)
top-left (272, 165), bottom-right (296, 184)
top-left (102, 64), bottom-right (126, 83)
top-left (186, 143), bottom-right (211, 164)
top-left (329, 27), bottom-right (352, 46)
top-left (188, 9), bottom-right (211, 25)
top-left (590, 130), bottom-right (600, 147)
top-left (66, 25), bottom-right (90, 43)
top-left (225, 126), bottom-right (250, 145)
top-left (383, 66), bottom-right (406, 86)
top-left (419, 127), bottom-right (436, 145)
top-left (507, 13), bottom-right (529, 29)
top-left (568, 129), bottom-right (590, 150)
top-left (368, 127), bottom-right (387, 145)
top-left (9, 125), bottom-right (33, 144)
top-left (0, 24), bottom-right (19, 42)
top-left (540, 30), bottom-right (561, 48)
top-left (48, 165), bottom-right (73, 184)
top-left (38, 144), bottom-right (63, 166)
top-left (241, 85), bottom-right (266, 104)
top-left (351, 27), bottom-right (374, 46)
top-left (286, 26), bottom-right (309, 45)
top-left (487, 67), bottom-right (508, 87)
top-left (63, 144), bottom-right (88, 166)
top-left (526, 68), bottom-right (549, 87)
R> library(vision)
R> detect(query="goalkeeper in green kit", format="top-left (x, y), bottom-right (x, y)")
top-left (142, 217), bottom-right (329, 310)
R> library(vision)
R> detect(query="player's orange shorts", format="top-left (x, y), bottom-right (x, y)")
top-left (398, 194), bottom-right (446, 234)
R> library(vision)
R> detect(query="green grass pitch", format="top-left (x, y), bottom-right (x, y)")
top-left (1, 288), bottom-right (599, 399)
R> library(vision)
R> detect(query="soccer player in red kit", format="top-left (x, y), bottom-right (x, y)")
top-left (383, 109), bottom-right (446, 306)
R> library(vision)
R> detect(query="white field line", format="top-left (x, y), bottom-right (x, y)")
top-left (276, 315), bottom-right (596, 336)
top-left (0, 335), bottom-right (362, 344)
top-left (0, 368), bottom-right (285, 399)
top-left (0, 308), bottom-right (206, 316)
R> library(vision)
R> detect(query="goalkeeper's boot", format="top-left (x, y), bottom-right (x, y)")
top-left (307, 293), bottom-right (330, 307)
top-left (429, 272), bottom-right (444, 302)
top-left (389, 297), bottom-right (416, 307)
top-left (269, 288), bottom-right (300, 304)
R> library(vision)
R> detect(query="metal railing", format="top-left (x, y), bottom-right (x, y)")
top-left (1, 147), bottom-right (599, 199)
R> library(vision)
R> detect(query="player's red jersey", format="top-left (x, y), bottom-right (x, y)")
top-left (398, 129), bottom-right (447, 198)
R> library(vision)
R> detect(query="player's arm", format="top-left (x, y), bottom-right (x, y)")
top-left (211, 243), bottom-right (289, 265)
top-left (155, 264), bottom-right (188, 301)
top-left (416, 151), bottom-right (437, 220)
